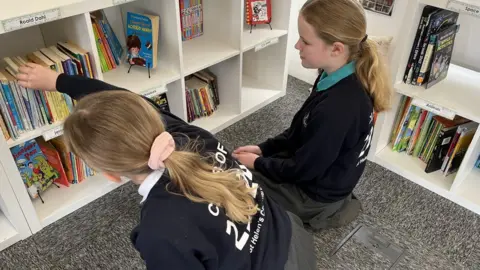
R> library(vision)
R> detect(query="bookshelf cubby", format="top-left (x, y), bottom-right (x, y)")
top-left (0, 0), bottom-right (292, 252)
top-left (370, 0), bottom-right (480, 216)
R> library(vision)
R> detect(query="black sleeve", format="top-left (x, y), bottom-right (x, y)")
top-left (257, 128), bottom-right (290, 157)
top-left (55, 73), bottom-right (127, 100)
top-left (253, 104), bottom-right (353, 184)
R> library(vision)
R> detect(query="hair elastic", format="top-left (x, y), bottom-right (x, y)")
top-left (361, 34), bottom-right (368, 43)
top-left (148, 132), bottom-right (175, 170)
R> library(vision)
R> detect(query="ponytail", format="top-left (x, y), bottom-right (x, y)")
top-left (164, 149), bottom-right (258, 224)
top-left (355, 38), bottom-right (393, 112)
top-left (63, 90), bottom-right (258, 224)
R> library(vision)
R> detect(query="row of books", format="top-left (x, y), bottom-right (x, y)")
top-left (11, 136), bottom-right (95, 202)
top-left (180, 0), bottom-right (204, 41)
top-left (390, 96), bottom-right (478, 176)
top-left (402, 5), bottom-right (460, 89)
top-left (90, 10), bottom-right (124, 73)
top-left (185, 69), bottom-right (219, 122)
top-left (0, 42), bottom-right (95, 141)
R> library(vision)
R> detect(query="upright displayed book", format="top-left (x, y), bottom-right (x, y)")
top-left (179, 0), bottom-right (203, 41)
top-left (125, 11), bottom-right (160, 70)
top-left (402, 5), bottom-right (459, 88)
top-left (245, 0), bottom-right (272, 32)
top-left (10, 139), bottom-right (62, 201)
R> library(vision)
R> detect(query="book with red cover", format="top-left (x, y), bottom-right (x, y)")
top-left (245, 0), bottom-right (272, 25)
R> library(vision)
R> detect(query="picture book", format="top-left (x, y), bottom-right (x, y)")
top-left (126, 12), bottom-right (159, 69)
top-left (246, 0), bottom-right (272, 25)
top-left (36, 137), bottom-right (69, 188)
top-left (10, 139), bottom-right (58, 199)
top-left (425, 24), bottom-right (459, 89)
top-left (179, 0), bottom-right (203, 41)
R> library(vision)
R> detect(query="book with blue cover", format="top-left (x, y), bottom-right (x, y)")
top-left (125, 12), bottom-right (159, 69)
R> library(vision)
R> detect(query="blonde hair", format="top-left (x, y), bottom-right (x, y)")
top-left (301, 0), bottom-right (392, 112)
top-left (62, 90), bottom-right (258, 223)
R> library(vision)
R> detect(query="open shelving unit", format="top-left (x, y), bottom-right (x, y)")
top-left (370, 0), bottom-right (480, 216)
top-left (0, 0), bottom-right (292, 252)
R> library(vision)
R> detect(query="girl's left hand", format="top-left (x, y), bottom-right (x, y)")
top-left (232, 152), bottom-right (259, 169)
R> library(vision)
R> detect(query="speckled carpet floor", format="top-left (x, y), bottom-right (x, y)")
top-left (1, 76), bottom-right (479, 269)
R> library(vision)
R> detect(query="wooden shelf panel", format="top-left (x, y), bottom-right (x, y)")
top-left (182, 35), bottom-right (240, 76)
top-left (395, 64), bottom-right (480, 123)
top-left (242, 29), bottom-right (287, 52)
top-left (456, 168), bottom-right (480, 208)
top-left (375, 145), bottom-right (456, 195)
top-left (33, 174), bottom-right (127, 228)
top-left (241, 74), bottom-right (283, 113)
top-left (0, 211), bottom-right (19, 251)
top-left (102, 63), bottom-right (180, 94)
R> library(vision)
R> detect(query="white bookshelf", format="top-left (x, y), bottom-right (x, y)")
top-left (370, 0), bottom-right (480, 216)
top-left (0, 0), bottom-right (292, 251)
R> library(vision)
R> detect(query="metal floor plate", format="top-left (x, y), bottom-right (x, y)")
top-left (330, 224), bottom-right (406, 269)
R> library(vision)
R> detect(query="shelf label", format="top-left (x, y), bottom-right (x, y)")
top-left (43, 125), bottom-right (64, 141)
top-left (112, 0), bottom-right (136, 5)
top-left (255, 37), bottom-right (279, 52)
top-left (2, 8), bottom-right (61, 33)
top-left (447, 0), bottom-right (480, 18)
top-left (142, 86), bottom-right (167, 98)
top-left (411, 98), bottom-right (456, 120)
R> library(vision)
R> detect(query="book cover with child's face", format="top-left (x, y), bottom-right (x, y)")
top-left (126, 12), bottom-right (154, 68)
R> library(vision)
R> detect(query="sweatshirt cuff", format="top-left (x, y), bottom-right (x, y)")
top-left (257, 142), bottom-right (273, 157)
top-left (254, 156), bottom-right (266, 171)
top-left (55, 73), bottom-right (69, 95)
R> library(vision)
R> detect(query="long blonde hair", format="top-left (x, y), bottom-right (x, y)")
top-left (62, 90), bottom-right (258, 223)
top-left (301, 0), bottom-right (392, 112)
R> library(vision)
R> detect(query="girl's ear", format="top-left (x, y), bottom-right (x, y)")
top-left (103, 172), bottom-right (122, 183)
top-left (330, 41), bottom-right (346, 57)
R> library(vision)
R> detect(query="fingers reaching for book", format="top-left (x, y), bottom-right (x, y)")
top-left (17, 63), bottom-right (59, 91)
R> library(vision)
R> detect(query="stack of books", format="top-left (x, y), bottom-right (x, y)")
top-left (390, 96), bottom-right (478, 176)
top-left (10, 136), bottom-right (95, 202)
top-left (185, 69), bottom-right (219, 122)
top-left (90, 10), bottom-right (124, 73)
top-left (402, 5), bottom-right (460, 89)
top-left (0, 42), bottom-right (95, 141)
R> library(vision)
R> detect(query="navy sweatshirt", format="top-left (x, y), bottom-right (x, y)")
top-left (254, 72), bottom-right (374, 203)
top-left (56, 74), bottom-right (292, 270)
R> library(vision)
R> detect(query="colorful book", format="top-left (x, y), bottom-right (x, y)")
top-left (126, 11), bottom-right (159, 69)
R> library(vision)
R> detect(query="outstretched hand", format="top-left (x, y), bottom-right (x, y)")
top-left (16, 62), bottom-right (59, 91)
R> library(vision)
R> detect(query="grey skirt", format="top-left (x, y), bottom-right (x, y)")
top-left (284, 211), bottom-right (317, 270)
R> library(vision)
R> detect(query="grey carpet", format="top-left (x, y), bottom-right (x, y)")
top-left (1, 76), bottom-right (479, 269)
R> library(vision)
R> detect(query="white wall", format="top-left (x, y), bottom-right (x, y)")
top-left (287, 0), bottom-right (410, 84)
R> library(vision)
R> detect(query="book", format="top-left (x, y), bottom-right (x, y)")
top-left (425, 24), bottom-right (459, 88)
top-left (402, 6), bottom-right (460, 86)
top-left (179, 0), bottom-right (203, 41)
top-left (245, 0), bottom-right (272, 25)
top-left (126, 12), bottom-right (160, 69)
top-left (424, 115), bottom-right (470, 173)
top-left (10, 139), bottom-right (57, 199)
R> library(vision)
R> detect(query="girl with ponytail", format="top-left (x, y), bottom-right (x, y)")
top-left (234, 0), bottom-right (393, 230)
top-left (16, 63), bottom-right (315, 270)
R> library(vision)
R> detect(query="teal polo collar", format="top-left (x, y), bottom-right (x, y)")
top-left (316, 61), bottom-right (356, 91)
